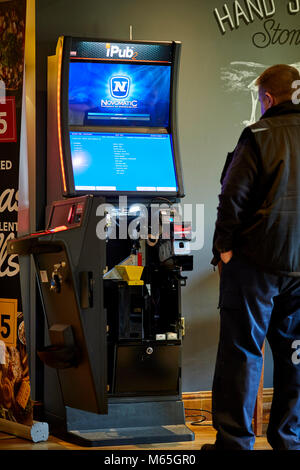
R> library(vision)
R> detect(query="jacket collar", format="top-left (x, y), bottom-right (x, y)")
top-left (260, 100), bottom-right (300, 120)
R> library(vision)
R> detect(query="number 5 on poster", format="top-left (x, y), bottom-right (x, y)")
top-left (0, 298), bottom-right (17, 347)
top-left (0, 97), bottom-right (17, 143)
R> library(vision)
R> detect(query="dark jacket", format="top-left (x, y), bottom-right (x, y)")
top-left (211, 151), bottom-right (234, 266)
top-left (213, 101), bottom-right (300, 275)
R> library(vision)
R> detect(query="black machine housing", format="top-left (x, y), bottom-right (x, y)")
top-left (8, 36), bottom-right (194, 446)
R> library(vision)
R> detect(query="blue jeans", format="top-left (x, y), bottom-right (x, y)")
top-left (212, 255), bottom-right (300, 450)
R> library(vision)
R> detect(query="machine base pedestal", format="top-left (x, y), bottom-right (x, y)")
top-left (49, 399), bottom-right (195, 447)
top-left (66, 424), bottom-right (194, 447)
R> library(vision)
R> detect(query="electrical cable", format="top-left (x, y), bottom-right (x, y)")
top-left (185, 408), bottom-right (213, 426)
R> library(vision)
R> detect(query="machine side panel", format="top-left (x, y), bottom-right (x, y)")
top-left (170, 42), bottom-right (184, 198)
top-left (74, 197), bottom-right (107, 406)
top-left (47, 54), bottom-right (63, 207)
top-left (35, 246), bottom-right (105, 414)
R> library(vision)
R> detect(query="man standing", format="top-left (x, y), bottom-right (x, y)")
top-left (205, 64), bottom-right (300, 450)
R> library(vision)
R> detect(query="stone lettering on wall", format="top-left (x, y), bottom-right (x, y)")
top-left (214, 0), bottom-right (300, 48)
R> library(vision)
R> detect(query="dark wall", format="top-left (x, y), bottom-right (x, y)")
top-left (36, 0), bottom-right (300, 391)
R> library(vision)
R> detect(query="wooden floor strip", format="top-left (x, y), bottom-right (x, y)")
top-left (0, 422), bottom-right (272, 451)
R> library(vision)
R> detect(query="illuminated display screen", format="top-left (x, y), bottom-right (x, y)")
top-left (68, 62), bottom-right (171, 127)
top-left (70, 131), bottom-right (178, 193)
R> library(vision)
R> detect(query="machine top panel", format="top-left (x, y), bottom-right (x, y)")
top-left (70, 39), bottom-right (173, 63)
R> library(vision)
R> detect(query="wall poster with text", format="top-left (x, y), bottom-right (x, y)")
top-left (0, 0), bottom-right (33, 426)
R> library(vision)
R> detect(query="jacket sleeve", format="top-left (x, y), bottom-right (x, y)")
top-left (211, 150), bottom-right (235, 266)
top-left (214, 127), bottom-right (260, 254)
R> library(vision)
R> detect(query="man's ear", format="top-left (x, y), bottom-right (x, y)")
top-left (265, 92), bottom-right (275, 107)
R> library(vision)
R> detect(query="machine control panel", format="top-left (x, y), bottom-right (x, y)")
top-left (47, 197), bottom-right (87, 231)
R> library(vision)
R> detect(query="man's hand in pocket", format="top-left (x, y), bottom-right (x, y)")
top-left (220, 250), bottom-right (233, 264)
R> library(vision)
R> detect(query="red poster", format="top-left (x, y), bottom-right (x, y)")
top-left (0, 0), bottom-right (32, 426)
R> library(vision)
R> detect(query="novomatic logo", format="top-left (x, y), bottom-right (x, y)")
top-left (106, 43), bottom-right (136, 59)
top-left (110, 76), bottom-right (130, 99)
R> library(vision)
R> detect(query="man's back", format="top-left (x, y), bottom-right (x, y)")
top-left (215, 101), bottom-right (300, 274)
